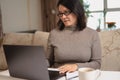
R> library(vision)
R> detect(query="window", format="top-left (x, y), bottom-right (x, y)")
top-left (108, 0), bottom-right (120, 8)
top-left (83, 0), bottom-right (120, 31)
top-left (87, 13), bottom-right (104, 30)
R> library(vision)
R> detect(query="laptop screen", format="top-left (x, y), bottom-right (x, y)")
top-left (3, 45), bottom-right (50, 80)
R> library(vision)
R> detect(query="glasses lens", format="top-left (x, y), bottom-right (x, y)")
top-left (57, 13), bottom-right (63, 17)
top-left (64, 11), bottom-right (71, 16)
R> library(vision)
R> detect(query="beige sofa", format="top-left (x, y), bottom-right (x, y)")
top-left (0, 29), bottom-right (120, 76)
top-left (0, 31), bottom-right (49, 70)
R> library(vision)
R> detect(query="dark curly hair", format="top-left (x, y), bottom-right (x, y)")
top-left (57, 0), bottom-right (87, 31)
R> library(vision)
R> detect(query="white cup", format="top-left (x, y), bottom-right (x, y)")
top-left (78, 67), bottom-right (100, 80)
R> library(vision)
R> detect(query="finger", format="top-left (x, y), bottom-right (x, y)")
top-left (59, 68), bottom-right (68, 74)
top-left (58, 65), bottom-right (66, 69)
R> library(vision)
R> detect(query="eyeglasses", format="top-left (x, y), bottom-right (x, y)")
top-left (57, 11), bottom-right (72, 17)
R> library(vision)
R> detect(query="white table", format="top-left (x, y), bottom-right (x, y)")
top-left (0, 70), bottom-right (25, 80)
top-left (0, 75), bottom-right (25, 80)
top-left (65, 70), bottom-right (120, 80)
top-left (0, 70), bottom-right (120, 80)
top-left (97, 71), bottom-right (120, 80)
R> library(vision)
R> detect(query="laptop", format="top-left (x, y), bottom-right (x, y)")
top-left (3, 45), bottom-right (63, 80)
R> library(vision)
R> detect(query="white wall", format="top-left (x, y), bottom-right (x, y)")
top-left (0, 0), bottom-right (42, 33)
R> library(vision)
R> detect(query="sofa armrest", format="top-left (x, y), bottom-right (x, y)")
top-left (3, 33), bottom-right (34, 45)
top-left (99, 29), bottom-right (120, 71)
top-left (0, 47), bottom-right (8, 70)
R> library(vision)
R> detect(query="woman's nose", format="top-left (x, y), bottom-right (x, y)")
top-left (61, 14), bottom-right (67, 18)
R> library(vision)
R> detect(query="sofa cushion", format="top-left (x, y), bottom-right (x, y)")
top-left (33, 31), bottom-right (49, 57)
top-left (99, 29), bottom-right (120, 71)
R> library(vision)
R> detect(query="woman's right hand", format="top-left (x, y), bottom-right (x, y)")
top-left (58, 64), bottom-right (78, 74)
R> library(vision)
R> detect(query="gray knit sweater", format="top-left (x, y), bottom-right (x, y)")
top-left (47, 27), bottom-right (101, 69)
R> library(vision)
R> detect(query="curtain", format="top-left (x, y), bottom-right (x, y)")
top-left (41, 0), bottom-right (58, 32)
top-left (0, 6), bottom-right (3, 46)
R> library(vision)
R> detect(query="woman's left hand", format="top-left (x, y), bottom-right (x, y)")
top-left (58, 64), bottom-right (78, 74)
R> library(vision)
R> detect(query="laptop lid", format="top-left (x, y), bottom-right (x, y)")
top-left (3, 45), bottom-right (50, 80)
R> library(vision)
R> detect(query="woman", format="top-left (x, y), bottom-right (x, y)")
top-left (47, 0), bottom-right (101, 74)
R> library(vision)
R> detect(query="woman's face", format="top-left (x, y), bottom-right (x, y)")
top-left (58, 5), bottom-right (77, 27)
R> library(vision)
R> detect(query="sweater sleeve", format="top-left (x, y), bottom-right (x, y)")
top-left (77, 32), bottom-right (101, 69)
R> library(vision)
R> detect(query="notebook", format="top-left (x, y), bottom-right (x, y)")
top-left (3, 45), bottom-right (63, 80)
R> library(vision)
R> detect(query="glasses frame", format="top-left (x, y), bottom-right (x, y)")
top-left (57, 10), bottom-right (72, 17)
